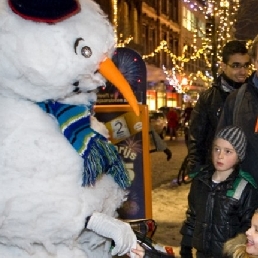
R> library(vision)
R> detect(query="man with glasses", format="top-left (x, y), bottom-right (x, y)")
top-left (184, 40), bottom-right (250, 178)
top-left (217, 35), bottom-right (258, 183)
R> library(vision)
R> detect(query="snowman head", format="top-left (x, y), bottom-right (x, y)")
top-left (0, 0), bottom-right (139, 114)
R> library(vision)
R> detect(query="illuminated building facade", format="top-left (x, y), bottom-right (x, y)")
top-left (93, 0), bottom-right (240, 110)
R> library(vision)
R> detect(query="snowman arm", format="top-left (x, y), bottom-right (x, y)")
top-left (85, 212), bottom-right (137, 256)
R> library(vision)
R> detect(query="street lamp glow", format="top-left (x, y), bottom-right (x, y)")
top-left (181, 78), bottom-right (188, 86)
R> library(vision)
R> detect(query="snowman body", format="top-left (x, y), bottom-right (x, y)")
top-left (0, 0), bottom-right (128, 257)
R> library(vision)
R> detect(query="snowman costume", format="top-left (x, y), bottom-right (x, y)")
top-left (0, 0), bottom-right (139, 257)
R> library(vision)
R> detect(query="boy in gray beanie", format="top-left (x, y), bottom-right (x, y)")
top-left (180, 126), bottom-right (258, 258)
top-left (215, 126), bottom-right (247, 162)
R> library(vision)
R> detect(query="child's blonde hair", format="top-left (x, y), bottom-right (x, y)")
top-left (223, 211), bottom-right (258, 257)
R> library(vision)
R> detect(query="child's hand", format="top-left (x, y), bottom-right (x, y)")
top-left (127, 243), bottom-right (145, 258)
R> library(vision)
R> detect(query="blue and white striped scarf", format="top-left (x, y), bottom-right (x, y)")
top-left (37, 101), bottom-right (131, 189)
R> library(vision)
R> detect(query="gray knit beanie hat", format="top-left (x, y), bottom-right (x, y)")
top-left (215, 126), bottom-right (247, 162)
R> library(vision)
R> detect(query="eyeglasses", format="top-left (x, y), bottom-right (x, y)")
top-left (226, 62), bottom-right (251, 69)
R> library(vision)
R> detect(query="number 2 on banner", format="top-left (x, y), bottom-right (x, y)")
top-left (111, 116), bottom-right (131, 141)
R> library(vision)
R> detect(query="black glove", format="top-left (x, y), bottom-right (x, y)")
top-left (180, 245), bottom-right (193, 258)
top-left (163, 148), bottom-right (172, 161)
top-left (144, 248), bottom-right (174, 258)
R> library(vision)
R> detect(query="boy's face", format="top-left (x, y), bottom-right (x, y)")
top-left (212, 138), bottom-right (239, 174)
top-left (246, 213), bottom-right (258, 255)
top-left (221, 53), bottom-right (250, 83)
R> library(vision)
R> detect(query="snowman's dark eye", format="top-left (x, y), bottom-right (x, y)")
top-left (74, 37), bottom-right (92, 58)
top-left (81, 46), bottom-right (92, 58)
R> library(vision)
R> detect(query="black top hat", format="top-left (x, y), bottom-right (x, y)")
top-left (8, 0), bottom-right (81, 23)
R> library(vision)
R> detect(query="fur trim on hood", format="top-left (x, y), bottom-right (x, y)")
top-left (223, 234), bottom-right (257, 258)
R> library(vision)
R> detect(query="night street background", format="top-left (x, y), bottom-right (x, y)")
top-left (149, 135), bottom-right (191, 257)
top-left (235, 0), bottom-right (258, 40)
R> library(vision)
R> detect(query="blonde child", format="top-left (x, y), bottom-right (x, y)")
top-left (224, 209), bottom-right (258, 258)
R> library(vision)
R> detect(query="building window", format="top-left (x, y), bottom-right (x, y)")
top-left (157, 91), bottom-right (166, 109)
top-left (133, 7), bottom-right (139, 44)
top-left (197, 19), bottom-right (206, 38)
top-left (161, 31), bottom-right (168, 67)
top-left (149, 27), bottom-right (156, 64)
top-left (118, 2), bottom-right (130, 39)
top-left (171, 0), bottom-right (178, 22)
top-left (149, 0), bottom-right (158, 9)
top-left (147, 90), bottom-right (156, 110)
top-left (161, 0), bottom-right (168, 15)
top-left (123, 2), bottom-right (130, 36)
top-left (182, 6), bottom-right (196, 32)
top-left (142, 24), bottom-right (148, 54)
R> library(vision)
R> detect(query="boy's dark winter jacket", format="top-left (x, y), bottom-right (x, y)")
top-left (180, 166), bottom-right (258, 257)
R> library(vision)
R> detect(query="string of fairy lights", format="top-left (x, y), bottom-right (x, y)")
top-left (112, 0), bottom-right (248, 94)
top-left (112, 0), bottom-right (118, 44)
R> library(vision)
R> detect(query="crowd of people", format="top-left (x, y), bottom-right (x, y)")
top-left (179, 37), bottom-right (258, 258)
top-left (123, 36), bottom-right (258, 258)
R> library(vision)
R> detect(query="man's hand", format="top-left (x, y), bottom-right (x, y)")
top-left (163, 148), bottom-right (172, 161)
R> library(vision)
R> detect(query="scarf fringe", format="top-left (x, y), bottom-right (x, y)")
top-left (82, 134), bottom-right (131, 189)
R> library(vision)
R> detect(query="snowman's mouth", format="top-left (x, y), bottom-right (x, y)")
top-left (72, 81), bottom-right (98, 94)
top-left (72, 81), bottom-right (81, 93)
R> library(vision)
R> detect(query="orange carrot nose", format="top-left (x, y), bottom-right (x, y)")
top-left (98, 57), bottom-right (139, 116)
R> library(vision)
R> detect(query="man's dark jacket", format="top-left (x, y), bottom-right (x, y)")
top-left (217, 72), bottom-right (258, 183)
top-left (186, 74), bottom-right (243, 174)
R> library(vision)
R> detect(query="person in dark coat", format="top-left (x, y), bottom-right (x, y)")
top-left (182, 103), bottom-right (193, 126)
top-left (182, 102), bottom-right (194, 144)
top-left (217, 35), bottom-right (258, 184)
top-left (166, 107), bottom-right (179, 140)
top-left (186, 40), bottom-right (250, 175)
top-left (180, 126), bottom-right (258, 258)
top-left (149, 126), bottom-right (172, 161)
